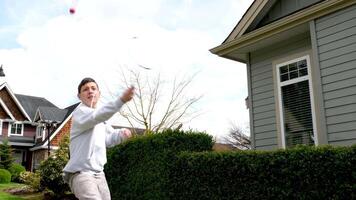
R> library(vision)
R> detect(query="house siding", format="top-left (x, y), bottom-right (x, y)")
top-left (50, 118), bottom-right (72, 146)
top-left (255, 0), bottom-right (323, 29)
top-left (0, 89), bottom-right (26, 121)
top-left (23, 125), bottom-right (36, 137)
top-left (315, 4), bottom-right (356, 145)
top-left (250, 33), bottom-right (311, 150)
top-left (1, 123), bottom-right (9, 136)
top-left (0, 106), bottom-right (10, 119)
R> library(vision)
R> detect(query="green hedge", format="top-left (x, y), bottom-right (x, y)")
top-left (169, 145), bottom-right (356, 200)
top-left (8, 163), bottom-right (26, 182)
top-left (0, 169), bottom-right (11, 183)
top-left (105, 129), bottom-right (213, 200)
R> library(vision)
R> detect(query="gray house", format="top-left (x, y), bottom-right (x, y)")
top-left (211, 0), bottom-right (356, 150)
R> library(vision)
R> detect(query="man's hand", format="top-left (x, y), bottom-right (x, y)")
top-left (120, 86), bottom-right (135, 103)
top-left (121, 128), bottom-right (132, 139)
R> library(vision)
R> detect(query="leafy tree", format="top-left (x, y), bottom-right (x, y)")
top-left (0, 139), bottom-right (14, 169)
top-left (39, 133), bottom-right (70, 196)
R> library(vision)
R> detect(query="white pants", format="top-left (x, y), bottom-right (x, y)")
top-left (69, 172), bottom-right (111, 200)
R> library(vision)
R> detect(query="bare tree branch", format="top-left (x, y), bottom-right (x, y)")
top-left (112, 66), bottom-right (201, 133)
top-left (223, 122), bottom-right (251, 150)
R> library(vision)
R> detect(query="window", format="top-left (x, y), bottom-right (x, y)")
top-left (9, 123), bottom-right (24, 136)
top-left (13, 150), bottom-right (24, 165)
top-left (36, 125), bottom-right (45, 138)
top-left (276, 55), bottom-right (317, 148)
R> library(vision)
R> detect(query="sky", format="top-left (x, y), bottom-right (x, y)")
top-left (0, 0), bottom-right (254, 141)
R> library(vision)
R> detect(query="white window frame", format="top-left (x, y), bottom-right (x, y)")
top-left (36, 125), bottom-right (45, 139)
top-left (276, 55), bottom-right (318, 148)
top-left (8, 122), bottom-right (24, 136)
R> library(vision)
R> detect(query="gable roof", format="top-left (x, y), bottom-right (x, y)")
top-left (34, 106), bottom-right (68, 123)
top-left (15, 94), bottom-right (58, 121)
top-left (223, 0), bottom-right (270, 43)
top-left (245, 0), bottom-right (324, 34)
top-left (224, 0), bottom-right (324, 43)
top-left (0, 98), bottom-right (15, 120)
top-left (211, 0), bottom-right (356, 63)
top-left (0, 83), bottom-right (31, 121)
top-left (30, 102), bottom-right (81, 151)
top-left (33, 101), bottom-right (81, 124)
top-left (63, 102), bottom-right (80, 119)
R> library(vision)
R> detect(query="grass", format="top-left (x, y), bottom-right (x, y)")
top-left (0, 183), bottom-right (44, 200)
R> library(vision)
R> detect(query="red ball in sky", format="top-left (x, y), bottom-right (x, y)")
top-left (69, 7), bottom-right (76, 14)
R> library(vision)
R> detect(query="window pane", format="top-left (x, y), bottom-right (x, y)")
top-left (298, 59), bottom-right (307, 69)
top-left (289, 71), bottom-right (298, 79)
top-left (11, 124), bottom-right (16, 134)
top-left (289, 63), bottom-right (297, 71)
top-left (39, 127), bottom-right (44, 137)
top-left (299, 68), bottom-right (308, 76)
top-left (281, 80), bottom-right (314, 147)
top-left (280, 65), bottom-right (288, 74)
top-left (281, 73), bottom-right (289, 82)
top-left (17, 124), bottom-right (22, 134)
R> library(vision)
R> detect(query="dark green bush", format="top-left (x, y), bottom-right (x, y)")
top-left (8, 163), bottom-right (26, 182)
top-left (105, 129), bottom-right (213, 200)
top-left (39, 134), bottom-right (70, 195)
top-left (169, 145), bottom-right (356, 200)
top-left (39, 155), bottom-right (69, 194)
top-left (0, 168), bottom-right (11, 183)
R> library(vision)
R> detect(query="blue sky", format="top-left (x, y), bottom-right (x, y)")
top-left (0, 0), bottom-right (253, 140)
top-left (0, 0), bottom-right (64, 48)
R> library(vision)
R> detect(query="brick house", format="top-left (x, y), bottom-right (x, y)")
top-left (28, 103), bottom-right (79, 170)
top-left (0, 66), bottom-right (79, 171)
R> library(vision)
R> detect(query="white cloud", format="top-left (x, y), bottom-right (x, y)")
top-left (0, 0), bottom-right (254, 139)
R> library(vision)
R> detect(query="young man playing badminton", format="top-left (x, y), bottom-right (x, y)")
top-left (63, 77), bottom-right (135, 200)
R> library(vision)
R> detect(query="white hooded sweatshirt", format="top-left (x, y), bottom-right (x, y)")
top-left (63, 98), bottom-right (127, 173)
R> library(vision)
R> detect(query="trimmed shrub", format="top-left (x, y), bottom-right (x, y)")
top-left (8, 163), bottom-right (26, 182)
top-left (105, 129), bottom-right (213, 200)
top-left (169, 145), bottom-right (356, 200)
top-left (19, 171), bottom-right (41, 191)
top-left (0, 168), bottom-right (11, 183)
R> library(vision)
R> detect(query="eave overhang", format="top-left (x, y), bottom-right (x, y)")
top-left (210, 0), bottom-right (356, 63)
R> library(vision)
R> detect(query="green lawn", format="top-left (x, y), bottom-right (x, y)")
top-left (0, 191), bottom-right (23, 200)
top-left (0, 183), bottom-right (43, 200)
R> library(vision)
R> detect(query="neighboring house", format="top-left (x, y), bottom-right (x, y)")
top-left (29, 103), bottom-right (79, 170)
top-left (0, 67), bottom-right (144, 171)
top-left (211, 0), bottom-right (356, 150)
top-left (0, 66), bottom-right (79, 171)
top-left (213, 143), bottom-right (238, 152)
